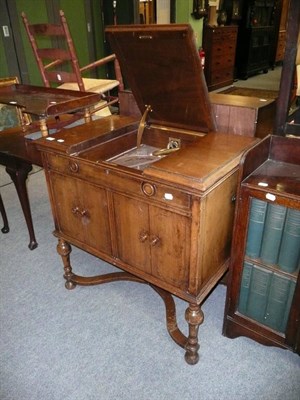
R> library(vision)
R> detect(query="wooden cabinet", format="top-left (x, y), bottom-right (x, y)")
top-left (223, 135), bottom-right (300, 354)
top-left (35, 24), bottom-right (257, 365)
top-left (209, 92), bottom-right (276, 138)
top-left (203, 25), bottom-right (238, 91)
top-left (234, 0), bottom-right (276, 79)
top-left (37, 114), bottom-right (256, 364)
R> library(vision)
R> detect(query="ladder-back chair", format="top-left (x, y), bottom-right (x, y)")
top-left (22, 10), bottom-right (124, 118)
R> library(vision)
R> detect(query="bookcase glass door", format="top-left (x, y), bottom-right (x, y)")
top-left (238, 198), bottom-right (300, 333)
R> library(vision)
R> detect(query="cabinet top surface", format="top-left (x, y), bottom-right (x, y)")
top-left (105, 24), bottom-right (217, 135)
top-left (243, 159), bottom-right (300, 198)
top-left (35, 115), bottom-right (257, 192)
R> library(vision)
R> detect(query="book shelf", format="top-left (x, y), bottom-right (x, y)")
top-left (223, 135), bottom-right (300, 354)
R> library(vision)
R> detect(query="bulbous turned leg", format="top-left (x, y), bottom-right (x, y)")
top-left (184, 303), bottom-right (204, 365)
top-left (56, 238), bottom-right (76, 290)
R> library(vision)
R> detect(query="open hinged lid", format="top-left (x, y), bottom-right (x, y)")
top-left (106, 24), bottom-right (217, 135)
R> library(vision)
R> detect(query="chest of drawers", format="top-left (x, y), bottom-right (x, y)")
top-left (203, 25), bottom-right (238, 91)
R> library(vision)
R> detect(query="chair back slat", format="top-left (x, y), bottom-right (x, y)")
top-left (37, 48), bottom-right (72, 61)
top-left (28, 23), bottom-right (65, 36)
top-left (45, 70), bottom-right (83, 88)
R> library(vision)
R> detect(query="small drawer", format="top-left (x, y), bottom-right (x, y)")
top-left (46, 153), bottom-right (97, 179)
top-left (45, 154), bottom-right (191, 211)
top-left (211, 54), bottom-right (235, 71)
top-left (140, 181), bottom-right (191, 210)
top-left (211, 67), bottom-right (234, 85)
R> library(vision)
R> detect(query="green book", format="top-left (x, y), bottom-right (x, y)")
top-left (245, 264), bottom-right (272, 323)
top-left (264, 274), bottom-right (292, 332)
top-left (238, 261), bottom-right (253, 314)
top-left (245, 199), bottom-right (268, 258)
top-left (260, 204), bottom-right (287, 265)
top-left (278, 208), bottom-right (300, 273)
top-left (280, 280), bottom-right (297, 332)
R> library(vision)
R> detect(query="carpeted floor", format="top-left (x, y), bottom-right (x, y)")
top-left (1, 159), bottom-right (300, 400)
top-left (1, 65), bottom-right (300, 400)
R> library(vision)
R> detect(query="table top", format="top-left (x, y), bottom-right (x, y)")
top-left (0, 84), bottom-right (101, 118)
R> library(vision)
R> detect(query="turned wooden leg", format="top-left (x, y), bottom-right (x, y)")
top-left (0, 193), bottom-right (9, 233)
top-left (84, 108), bottom-right (91, 123)
top-left (6, 163), bottom-right (38, 250)
top-left (56, 238), bottom-right (76, 290)
top-left (184, 303), bottom-right (204, 365)
top-left (39, 118), bottom-right (48, 137)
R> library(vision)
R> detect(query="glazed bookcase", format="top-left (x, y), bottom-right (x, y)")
top-left (223, 135), bottom-right (300, 354)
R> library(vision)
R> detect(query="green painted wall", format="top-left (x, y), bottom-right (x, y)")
top-left (16, 0), bottom-right (49, 85)
top-left (0, 34), bottom-right (9, 78)
top-left (59, 0), bottom-right (90, 68)
top-left (176, 0), bottom-right (204, 48)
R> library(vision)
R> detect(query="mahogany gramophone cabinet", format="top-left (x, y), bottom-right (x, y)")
top-left (34, 24), bottom-right (257, 364)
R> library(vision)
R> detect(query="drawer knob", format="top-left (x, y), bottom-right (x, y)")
top-left (141, 182), bottom-right (156, 197)
top-left (69, 161), bottom-right (79, 173)
top-left (150, 235), bottom-right (160, 246)
top-left (139, 230), bottom-right (149, 243)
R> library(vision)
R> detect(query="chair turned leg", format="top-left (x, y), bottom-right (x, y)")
top-left (0, 193), bottom-right (9, 234)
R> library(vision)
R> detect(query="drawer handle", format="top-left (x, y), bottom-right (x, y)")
top-left (139, 230), bottom-right (149, 243)
top-left (141, 182), bottom-right (156, 197)
top-left (69, 161), bottom-right (79, 173)
top-left (150, 235), bottom-right (160, 247)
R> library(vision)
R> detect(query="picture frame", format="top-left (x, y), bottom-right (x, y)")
top-left (0, 76), bottom-right (31, 131)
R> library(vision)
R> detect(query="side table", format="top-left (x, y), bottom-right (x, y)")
top-left (0, 84), bottom-right (101, 249)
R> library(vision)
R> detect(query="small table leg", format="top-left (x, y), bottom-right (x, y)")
top-left (5, 163), bottom-right (38, 250)
top-left (39, 118), bottom-right (49, 137)
top-left (0, 193), bottom-right (9, 233)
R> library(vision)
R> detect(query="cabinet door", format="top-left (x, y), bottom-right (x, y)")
top-left (113, 193), bottom-right (152, 274)
top-left (149, 206), bottom-right (190, 289)
top-left (239, 199), bottom-right (299, 330)
top-left (49, 172), bottom-right (112, 255)
top-left (113, 193), bottom-right (190, 289)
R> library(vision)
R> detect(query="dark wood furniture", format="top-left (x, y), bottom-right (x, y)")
top-left (118, 89), bottom-right (276, 138)
top-left (0, 84), bottom-right (101, 249)
top-left (0, 127), bottom-right (40, 249)
top-left (209, 93), bottom-right (276, 138)
top-left (223, 135), bottom-right (300, 354)
top-left (0, 193), bottom-right (9, 233)
top-left (0, 84), bottom-right (101, 136)
top-left (203, 25), bottom-right (238, 91)
top-left (34, 24), bottom-right (257, 364)
top-left (234, 0), bottom-right (276, 79)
